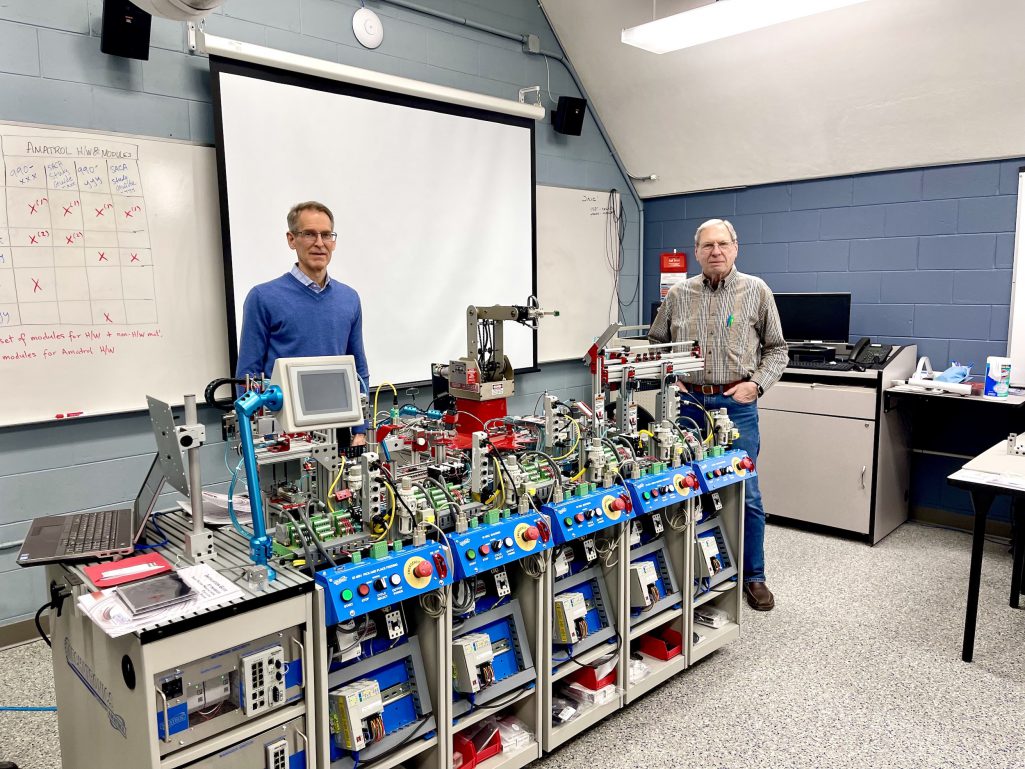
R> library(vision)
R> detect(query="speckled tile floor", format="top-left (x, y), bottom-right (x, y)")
top-left (2, 522), bottom-right (1023, 769)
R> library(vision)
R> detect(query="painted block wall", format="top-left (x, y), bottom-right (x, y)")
top-left (0, 0), bottom-right (635, 626)
top-left (643, 159), bottom-right (1023, 524)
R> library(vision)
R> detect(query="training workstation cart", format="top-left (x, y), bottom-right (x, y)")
top-left (46, 515), bottom-right (318, 769)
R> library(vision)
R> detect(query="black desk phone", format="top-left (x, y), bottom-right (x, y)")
top-left (850, 337), bottom-right (893, 366)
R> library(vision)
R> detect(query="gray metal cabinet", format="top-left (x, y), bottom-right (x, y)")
top-left (757, 346), bottom-right (917, 543)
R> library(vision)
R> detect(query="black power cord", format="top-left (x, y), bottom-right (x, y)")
top-left (35, 582), bottom-right (72, 648)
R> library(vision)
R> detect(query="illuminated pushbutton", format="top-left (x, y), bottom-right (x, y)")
top-left (643, 492), bottom-right (651, 500)
top-left (651, 489), bottom-right (660, 498)
top-left (575, 513), bottom-right (585, 523)
top-left (390, 574), bottom-right (402, 586)
top-left (504, 537), bottom-right (514, 548)
top-left (341, 588), bottom-right (353, 601)
top-left (480, 543), bottom-right (491, 555)
top-left (357, 584), bottom-right (370, 597)
top-left (466, 549), bottom-right (477, 560)
top-left (564, 517), bottom-right (574, 527)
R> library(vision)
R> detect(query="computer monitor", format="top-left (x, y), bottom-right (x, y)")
top-left (773, 292), bottom-right (851, 343)
top-left (269, 356), bottom-right (363, 432)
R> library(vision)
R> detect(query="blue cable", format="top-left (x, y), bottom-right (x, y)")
top-left (228, 457), bottom-right (254, 539)
top-left (0, 706), bottom-right (56, 712)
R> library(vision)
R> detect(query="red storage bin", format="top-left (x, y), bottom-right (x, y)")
top-left (638, 626), bottom-right (683, 660)
top-left (568, 663), bottom-right (617, 691)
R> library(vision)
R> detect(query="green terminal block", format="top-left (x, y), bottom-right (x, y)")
top-left (484, 510), bottom-right (500, 525)
top-left (370, 541), bottom-right (389, 560)
top-left (502, 509), bottom-right (511, 519)
top-left (711, 446), bottom-right (724, 457)
top-left (469, 517), bottom-right (479, 529)
top-left (574, 485), bottom-right (588, 498)
top-left (351, 552), bottom-right (362, 564)
top-left (392, 540), bottom-right (403, 551)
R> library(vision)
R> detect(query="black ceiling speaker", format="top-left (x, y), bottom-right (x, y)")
top-left (100, 0), bottom-right (153, 60)
top-left (552, 96), bottom-right (587, 136)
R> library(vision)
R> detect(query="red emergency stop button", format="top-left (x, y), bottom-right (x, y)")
top-left (414, 561), bottom-right (433, 579)
top-left (525, 526), bottom-right (539, 541)
top-left (741, 457), bottom-right (755, 471)
top-left (612, 497), bottom-right (626, 510)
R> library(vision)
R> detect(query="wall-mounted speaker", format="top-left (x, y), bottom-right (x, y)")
top-left (101, 0), bottom-right (153, 60)
top-left (552, 96), bottom-right (586, 136)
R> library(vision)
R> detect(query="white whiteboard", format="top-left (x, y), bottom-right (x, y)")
top-left (536, 185), bottom-right (619, 362)
top-left (1008, 168), bottom-right (1025, 385)
top-left (213, 64), bottom-right (536, 385)
top-left (0, 121), bottom-right (227, 427)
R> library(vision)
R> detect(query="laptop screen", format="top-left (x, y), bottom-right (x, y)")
top-left (133, 455), bottom-right (165, 541)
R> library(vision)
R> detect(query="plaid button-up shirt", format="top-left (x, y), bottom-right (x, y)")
top-left (648, 267), bottom-right (788, 391)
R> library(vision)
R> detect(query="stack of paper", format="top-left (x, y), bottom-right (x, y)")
top-left (77, 563), bottom-right (246, 637)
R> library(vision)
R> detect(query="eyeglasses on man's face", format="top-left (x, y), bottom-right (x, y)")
top-left (697, 240), bottom-right (736, 254)
top-left (293, 230), bottom-right (338, 243)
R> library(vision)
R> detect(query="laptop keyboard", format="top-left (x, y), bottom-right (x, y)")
top-left (59, 510), bottom-right (117, 554)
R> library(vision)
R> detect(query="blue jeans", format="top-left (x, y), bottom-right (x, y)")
top-left (679, 391), bottom-right (767, 583)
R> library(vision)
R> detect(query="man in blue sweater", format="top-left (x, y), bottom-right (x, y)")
top-left (235, 201), bottom-right (369, 444)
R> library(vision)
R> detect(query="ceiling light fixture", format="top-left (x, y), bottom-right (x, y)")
top-left (621, 0), bottom-right (871, 54)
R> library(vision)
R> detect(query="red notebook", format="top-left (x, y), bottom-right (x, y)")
top-left (82, 553), bottom-right (173, 588)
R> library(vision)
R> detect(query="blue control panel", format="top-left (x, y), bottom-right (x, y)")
top-left (624, 466), bottom-right (701, 516)
top-left (541, 484), bottom-right (633, 546)
top-left (449, 512), bottom-right (554, 581)
top-left (690, 450), bottom-right (756, 494)
top-left (316, 541), bottom-right (454, 625)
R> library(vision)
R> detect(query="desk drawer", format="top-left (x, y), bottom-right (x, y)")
top-left (759, 381), bottom-right (876, 420)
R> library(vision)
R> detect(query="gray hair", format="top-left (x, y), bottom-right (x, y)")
top-left (694, 218), bottom-right (738, 248)
top-left (287, 201), bottom-right (335, 233)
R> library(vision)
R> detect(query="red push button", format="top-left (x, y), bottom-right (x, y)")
top-left (414, 561), bottom-right (433, 578)
top-left (575, 513), bottom-right (586, 523)
top-left (480, 543), bottom-right (491, 555)
top-left (525, 526), bottom-right (539, 541)
top-left (357, 583), bottom-right (370, 597)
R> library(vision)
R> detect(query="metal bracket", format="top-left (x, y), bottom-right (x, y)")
top-left (518, 86), bottom-right (541, 106)
top-left (187, 22), bottom-right (198, 53)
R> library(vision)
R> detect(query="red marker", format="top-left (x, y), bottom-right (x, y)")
top-left (55, 411), bottom-right (84, 419)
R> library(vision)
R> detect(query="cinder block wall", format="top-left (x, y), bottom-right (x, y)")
top-left (644, 160), bottom-right (1023, 523)
top-left (0, 0), bottom-right (637, 626)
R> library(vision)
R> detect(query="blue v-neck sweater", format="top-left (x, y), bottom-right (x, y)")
top-left (236, 274), bottom-right (369, 431)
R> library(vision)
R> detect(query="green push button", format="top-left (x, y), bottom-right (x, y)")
top-left (564, 517), bottom-right (573, 527)
top-left (467, 549), bottom-right (477, 560)
top-left (341, 588), bottom-right (353, 602)
top-left (643, 492), bottom-right (651, 500)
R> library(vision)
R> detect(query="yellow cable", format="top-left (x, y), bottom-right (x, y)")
top-left (552, 416), bottom-right (581, 461)
top-left (569, 465), bottom-right (587, 482)
top-left (326, 456), bottom-right (345, 513)
top-left (638, 429), bottom-right (654, 440)
top-left (493, 457), bottom-right (507, 509)
top-left (372, 381), bottom-right (399, 430)
top-left (372, 483), bottom-right (396, 541)
top-left (679, 391), bottom-right (715, 444)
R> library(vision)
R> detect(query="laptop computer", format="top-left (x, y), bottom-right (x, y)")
top-left (17, 454), bottom-right (165, 566)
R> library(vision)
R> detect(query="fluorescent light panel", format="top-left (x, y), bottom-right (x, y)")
top-left (622, 0), bottom-right (871, 54)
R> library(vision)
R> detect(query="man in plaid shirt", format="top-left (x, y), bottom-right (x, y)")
top-left (649, 219), bottom-right (788, 611)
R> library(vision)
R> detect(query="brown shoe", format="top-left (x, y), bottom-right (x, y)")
top-left (744, 581), bottom-right (775, 611)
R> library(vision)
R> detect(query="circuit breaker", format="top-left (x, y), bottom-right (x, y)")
top-left (553, 592), bottom-right (588, 644)
top-left (453, 632), bottom-right (496, 694)
top-left (629, 561), bottom-right (660, 609)
top-left (329, 679), bottom-right (384, 751)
